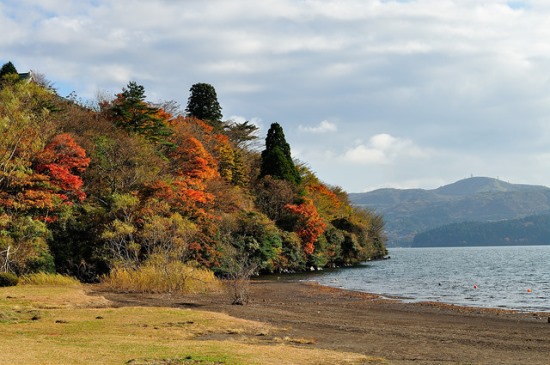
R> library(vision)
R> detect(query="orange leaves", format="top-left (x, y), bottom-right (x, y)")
top-left (285, 198), bottom-right (327, 255)
top-left (168, 121), bottom-right (219, 182)
top-left (178, 136), bottom-right (218, 180)
top-left (0, 133), bottom-right (89, 222)
top-left (35, 133), bottom-right (90, 202)
top-left (145, 179), bottom-right (214, 221)
top-left (305, 182), bottom-right (342, 221)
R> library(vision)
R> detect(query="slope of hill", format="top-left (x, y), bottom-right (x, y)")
top-left (0, 68), bottom-right (387, 281)
top-left (349, 177), bottom-right (550, 246)
top-left (412, 214), bottom-right (550, 247)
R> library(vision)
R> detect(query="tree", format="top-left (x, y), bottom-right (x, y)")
top-left (0, 62), bottom-right (18, 79)
top-left (223, 120), bottom-right (259, 149)
top-left (259, 123), bottom-right (301, 185)
top-left (255, 176), bottom-right (296, 221)
top-left (108, 81), bottom-right (173, 145)
top-left (285, 198), bottom-right (326, 256)
top-left (185, 83), bottom-right (223, 128)
top-left (88, 133), bottom-right (164, 196)
top-left (34, 133), bottom-right (90, 202)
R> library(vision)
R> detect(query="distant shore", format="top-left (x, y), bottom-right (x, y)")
top-left (97, 279), bottom-right (550, 365)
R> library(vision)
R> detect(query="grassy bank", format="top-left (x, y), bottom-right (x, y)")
top-left (0, 284), bottom-right (383, 364)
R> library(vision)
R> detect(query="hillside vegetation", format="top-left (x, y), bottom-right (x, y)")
top-left (350, 177), bottom-right (550, 246)
top-left (0, 63), bottom-right (387, 283)
top-left (412, 214), bottom-right (550, 247)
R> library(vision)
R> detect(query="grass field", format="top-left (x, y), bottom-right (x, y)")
top-left (0, 284), bottom-right (384, 364)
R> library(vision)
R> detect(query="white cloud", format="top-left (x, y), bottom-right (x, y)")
top-left (341, 134), bottom-right (431, 165)
top-left (2, 0), bottom-right (550, 192)
top-left (298, 120), bottom-right (337, 134)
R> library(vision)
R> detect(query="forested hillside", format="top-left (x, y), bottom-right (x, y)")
top-left (350, 177), bottom-right (550, 246)
top-left (412, 214), bottom-right (550, 247)
top-left (0, 63), bottom-right (387, 282)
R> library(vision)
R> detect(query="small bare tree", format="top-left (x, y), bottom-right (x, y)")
top-left (0, 245), bottom-right (13, 273)
top-left (223, 246), bottom-right (259, 305)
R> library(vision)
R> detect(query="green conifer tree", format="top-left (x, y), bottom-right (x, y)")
top-left (110, 81), bottom-right (173, 146)
top-left (259, 123), bottom-right (301, 185)
top-left (0, 62), bottom-right (18, 79)
top-left (185, 83), bottom-right (223, 129)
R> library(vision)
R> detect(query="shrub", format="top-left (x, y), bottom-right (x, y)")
top-left (19, 272), bottom-right (81, 286)
top-left (0, 272), bottom-right (19, 287)
top-left (102, 256), bottom-right (221, 294)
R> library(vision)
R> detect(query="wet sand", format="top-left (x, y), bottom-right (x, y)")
top-left (96, 279), bottom-right (550, 365)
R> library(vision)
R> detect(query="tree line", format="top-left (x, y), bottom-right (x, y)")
top-left (0, 61), bottom-right (387, 282)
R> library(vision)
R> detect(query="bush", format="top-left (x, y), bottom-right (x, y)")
top-left (0, 272), bottom-right (19, 287)
top-left (102, 256), bottom-right (221, 294)
top-left (19, 272), bottom-right (81, 286)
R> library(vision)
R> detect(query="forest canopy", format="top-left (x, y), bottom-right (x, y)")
top-left (0, 63), bottom-right (387, 281)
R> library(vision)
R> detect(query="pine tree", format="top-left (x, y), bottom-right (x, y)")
top-left (0, 62), bottom-right (18, 79)
top-left (259, 123), bottom-right (301, 185)
top-left (185, 83), bottom-right (223, 129)
top-left (109, 81), bottom-right (173, 145)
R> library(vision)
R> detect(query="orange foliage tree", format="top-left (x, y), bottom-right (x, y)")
top-left (145, 120), bottom-right (219, 222)
top-left (285, 198), bottom-right (327, 255)
top-left (34, 133), bottom-right (90, 203)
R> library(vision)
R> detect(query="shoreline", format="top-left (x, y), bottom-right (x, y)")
top-left (314, 281), bottom-right (550, 315)
top-left (259, 270), bottom-right (550, 314)
top-left (96, 279), bottom-right (550, 365)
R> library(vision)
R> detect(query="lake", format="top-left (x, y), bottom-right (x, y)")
top-left (309, 246), bottom-right (550, 312)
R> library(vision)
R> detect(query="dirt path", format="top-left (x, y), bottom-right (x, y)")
top-left (94, 280), bottom-right (550, 365)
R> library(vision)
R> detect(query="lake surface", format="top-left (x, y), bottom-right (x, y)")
top-left (309, 246), bottom-right (550, 312)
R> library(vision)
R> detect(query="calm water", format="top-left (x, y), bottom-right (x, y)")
top-left (310, 246), bottom-right (550, 312)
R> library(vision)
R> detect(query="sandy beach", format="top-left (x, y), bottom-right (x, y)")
top-left (97, 279), bottom-right (550, 365)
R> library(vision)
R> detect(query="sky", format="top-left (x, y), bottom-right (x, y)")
top-left (1, 0), bottom-right (549, 193)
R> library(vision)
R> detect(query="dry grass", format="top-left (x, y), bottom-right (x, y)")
top-left (0, 284), bottom-right (110, 310)
top-left (19, 272), bottom-right (81, 286)
top-left (0, 285), bottom-right (387, 365)
top-left (102, 262), bottom-right (221, 294)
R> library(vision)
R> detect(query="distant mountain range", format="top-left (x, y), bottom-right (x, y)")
top-left (349, 177), bottom-right (550, 247)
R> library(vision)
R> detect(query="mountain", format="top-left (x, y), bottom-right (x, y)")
top-left (349, 177), bottom-right (550, 246)
top-left (412, 214), bottom-right (550, 247)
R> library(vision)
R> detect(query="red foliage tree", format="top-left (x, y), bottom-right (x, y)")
top-left (285, 198), bottom-right (327, 255)
top-left (34, 133), bottom-right (90, 202)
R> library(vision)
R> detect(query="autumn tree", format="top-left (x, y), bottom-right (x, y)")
top-left (259, 123), bottom-right (301, 186)
top-left (34, 133), bottom-right (90, 203)
top-left (285, 198), bottom-right (326, 256)
top-left (185, 83), bottom-right (223, 129)
top-left (300, 168), bottom-right (348, 221)
top-left (0, 79), bottom-right (62, 215)
top-left (144, 121), bottom-right (219, 222)
top-left (108, 81), bottom-right (173, 145)
top-left (0, 81), bottom-right (89, 275)
top-left (255, 176), bottom-right (296, 222)
top-left (87, 133), bottom-right (164, 196)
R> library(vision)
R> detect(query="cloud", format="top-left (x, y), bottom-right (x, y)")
top-left (341, 134), bottom-right (431, 165)
top-left (2, 0), bottom-right (550, 192)
top-left (298, 120), bottom-right (337, 134)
